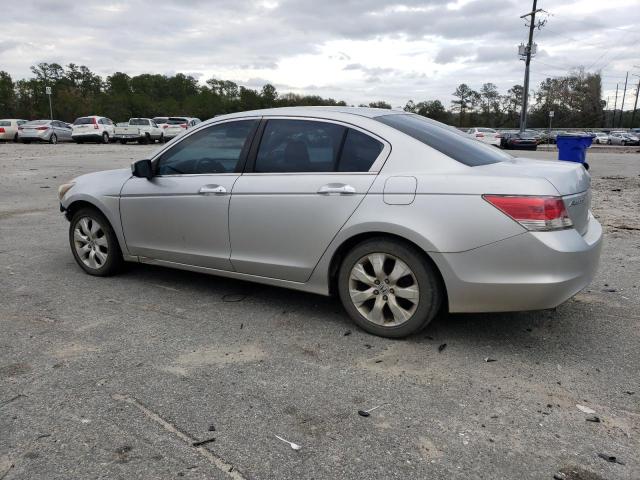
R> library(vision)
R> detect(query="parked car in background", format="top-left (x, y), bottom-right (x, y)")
top-left (466, 127), bottom-right (500, 146)
top-left (162, 116), bottom-right (201, 141)
top-left (152, 117), bottom-right (169, 129)
top-left (499, 131), bottom-right (538, 150)
top-left (17, 120), bottom-right (72, 144)
top-left (524, 129), bottom-right (543, 144)
top-left (0, 119), bottom-right (28, 142)
top-left (58, 106), bottom-right (601, 338)
top-left (548, 130), bottom-right (568, 144)
top-left (72, 116), bottom-right (115, 144)
top-left (593, 132), bottom-right (609, 144)
top-left (114, 118), bottom-right (163, 144)
top-left (608, 131), bottom-right (639, 146)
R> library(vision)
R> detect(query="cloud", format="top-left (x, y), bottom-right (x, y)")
top-left (0, 0), bottom-right (637, 107)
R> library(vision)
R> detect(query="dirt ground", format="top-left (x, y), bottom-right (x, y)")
top-left (1, 142), bottom-right (639, 480)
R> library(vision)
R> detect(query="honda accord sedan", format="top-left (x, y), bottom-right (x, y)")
top-left (58, 107), bottom-right (602, 338)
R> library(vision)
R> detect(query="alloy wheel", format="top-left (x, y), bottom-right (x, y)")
top-left (73, 217), bottom-right (109, 270)
top-left (348, 253), bottom-right (419, 326)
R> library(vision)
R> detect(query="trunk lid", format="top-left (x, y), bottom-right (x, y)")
top-left (477, 157), bottom-right (591, 235)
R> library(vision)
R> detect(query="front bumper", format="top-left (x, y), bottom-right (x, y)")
top-left (433, 214), bottom-right (603, 313)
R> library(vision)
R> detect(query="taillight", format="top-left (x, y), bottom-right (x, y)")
top-left (495, 134), bottom-right (501, 138)
top-left (163, 125), bottom-right (168, 128)
top-left (18, 127), bottom-right (24, 131)
top-left (36, 126), bottom-right (48, 130)
top-left (475, 133), bottom-right (484, 138)
top-left (181, 123), bottom-right (187, 128)
top-left (483, 195), bottom-right (573, 231)
top-left (93, 117), bottom-right (99, 129)
top-left (0, 128), bottom-right (5, 133)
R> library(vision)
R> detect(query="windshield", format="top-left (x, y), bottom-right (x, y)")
top-left (74, 117), bottom-right (95, 125)
top-left (130, 118), bottom-right (149, 126)
top-left (375, 114), bottom-right (511, 166)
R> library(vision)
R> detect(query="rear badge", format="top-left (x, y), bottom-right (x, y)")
top-left (569, 197), bottom-right (585, 207)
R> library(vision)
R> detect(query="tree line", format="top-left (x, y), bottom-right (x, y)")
top-left (0, 63), bottom-right (629, 128)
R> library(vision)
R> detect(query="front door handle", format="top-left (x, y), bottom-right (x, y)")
top-left (199, 184), bottom-right (227, 195)
top-left (317, 183), bottom-right (356, 195)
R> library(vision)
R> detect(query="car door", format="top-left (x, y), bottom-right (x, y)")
top-left (120, 118), bottom-right (259, 270)
top-left (229, 118), bottom-right (389, 282)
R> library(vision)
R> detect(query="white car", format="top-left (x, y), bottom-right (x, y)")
top-left (72, 116), bottom-right (116, 144)
top-left (152, 117), bottom-right (169, 129)
top-left (162, 116), bottom-right (201, 140)
top-left (114, 118), bottom-right (164, 144)
top-left (593, 132), bottom-right (609, 144)
top-left (467, 127), bottom-right (500, 147)
top-left (0, 119), bottom-right (28, 142)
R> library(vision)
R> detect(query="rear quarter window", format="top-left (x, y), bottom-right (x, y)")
top-left (375, 114), bottom-right (511, 166)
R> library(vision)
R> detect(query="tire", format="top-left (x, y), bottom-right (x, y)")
top-left (13, 133), bottom-right (18, 142)
top-left (49, 134), bottom-right (57, 144)
top-left (101, 132), bottom-right (109, 144)
top-left (22, 140), bottom-right (31, 144)
top-left (75, 139), bottom-right (84, 144)
top-left (608, 140), bottom-right (612, 145)
top-left (69, 207), bottom-right (123, 276)
top-left (337, 238), bottom-right (442, 338)
top-left (144, 133), bottom-right (151, 144)
top-left (120, 139), bottom-right (127, 145)
top-left (160, 134), bottom-right (165, 143)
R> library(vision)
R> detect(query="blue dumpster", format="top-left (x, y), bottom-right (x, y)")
top-left (556, 134), bottom-right (592, 168)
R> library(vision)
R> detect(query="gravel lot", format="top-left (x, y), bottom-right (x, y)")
top-left (1, 142), bottom-right (639, 480)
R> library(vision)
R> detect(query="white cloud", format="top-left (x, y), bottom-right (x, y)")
top-left (0, 0), bottom-right (638, 107)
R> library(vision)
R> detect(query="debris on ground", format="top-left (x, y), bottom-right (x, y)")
top-left (192, 438), bottom-right (215, 447)
top-left (208, 424), bottom-right (216, 432)
top-left (438, 343), bottom-right (447, 353)
top-left (553, 472), bottom-right (567, 480)
top-left (274, 435), bottom-right (301, 451)
top-left (624, 391), bottom-right (635, 395)
top-left (484, 357), bottom-right (497, 362)
top-left (597, 453), bottom-right (624, 465)
top-left (222, 293), bottom-right (246, 302)
top-left (343, 330), bottom-right (352, 336)
top-left (585, 416), bottom-right (600, 423)
top-left (358, 404), bottom-right (388, 417)
top-left (602, 288), bottom-right (617, 292)
top-left (576, 404), bottom-right (596, 414)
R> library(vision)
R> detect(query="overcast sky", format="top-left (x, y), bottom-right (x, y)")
top-left (2, 0), bottom-right (639, 107)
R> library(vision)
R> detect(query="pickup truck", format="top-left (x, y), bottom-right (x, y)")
top-left (114, 118), bottom-right (163, 144)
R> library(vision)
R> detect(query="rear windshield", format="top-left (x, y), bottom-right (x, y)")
top-left (153, 117), bottom-right (168, 123)
top-left (167, 117), bottom-right (188, 124)
top-left (24, 120), bottom-right (49, 125)
top-left (130, 118), bottom-right (149, 126)
top-left (478, 128), bottom-right (496, 133)
top-left (375, 114), bottom-right (510, 166)
top-left (74, 117), bottom-right (94, 125)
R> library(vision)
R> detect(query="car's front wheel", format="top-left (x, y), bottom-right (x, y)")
top-left (69, 208), bottom-right (123, 276)
top-left (101, 132), bottom-right (109, 144)
top-left (338, 238), bottom-right (442, 338)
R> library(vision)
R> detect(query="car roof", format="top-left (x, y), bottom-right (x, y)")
top-left (210, 106), bottom-right (404, 123)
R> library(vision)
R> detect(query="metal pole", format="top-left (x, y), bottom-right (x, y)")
top-left (48, 93), bottom-right (53, 121)
top-left (630, 75), bottom-right (640, 128)
top-left (618, 72), bottom-right (628, 128)
top-left (612, 84), bottom-right (619, 129)
top-left (604, 96), bottom-right (609, 128)
top-left (519, 0), bottom-right (538, 133)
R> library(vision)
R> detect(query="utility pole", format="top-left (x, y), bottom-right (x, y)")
top-left (631, 74), bottom-right (640, 128)
top-left (604, 96), bottom-right (609, 128)
top-left (618, 72), bottom-right (628, 128)
top-left (45, 86), bottom-right (53, 121)
top-left (612, 84), bottom-right (619, 129)
top-left (519, 0), bottom-right (544, 133)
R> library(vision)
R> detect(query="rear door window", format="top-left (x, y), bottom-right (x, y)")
top-left (255, 120), bottom-right (346, 173)
top-left (156, 120), bottom-right (258, 175)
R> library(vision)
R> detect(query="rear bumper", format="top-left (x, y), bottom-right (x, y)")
top-left (434, 214), bottom-right (603, 313)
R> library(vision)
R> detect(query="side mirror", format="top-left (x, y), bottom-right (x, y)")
top-left (131, 159), bottom-right (153, 180)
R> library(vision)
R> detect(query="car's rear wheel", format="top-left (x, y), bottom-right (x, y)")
top-left (101, 132), bottom-right (109, 144)
top-left (338, 238), bottom-right (442, 338)
top-left (13, 133), bottom-right (18, 142)
top-left (49, 134), bottom-right (57, 144)
top-left (69, 208), bottom-right (123, 276)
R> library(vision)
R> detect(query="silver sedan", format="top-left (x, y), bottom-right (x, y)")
top-left (18, 120), bottom-right (73, 144)
top-left (58, 107), bottom-right (602, 338)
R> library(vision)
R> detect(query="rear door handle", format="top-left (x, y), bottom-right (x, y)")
top-left (317, 183), bottom-right (356, 195)
top-left (199, 184), bottom-right (227, 195)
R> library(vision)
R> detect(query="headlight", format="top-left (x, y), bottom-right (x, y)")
top-left (57, 182), bottom-right (75, 200)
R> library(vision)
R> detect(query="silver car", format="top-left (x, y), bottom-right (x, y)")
top-left (58, 107), bottom-right (602, 338)
top-left (18, 120), bottom-right (73, 144)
